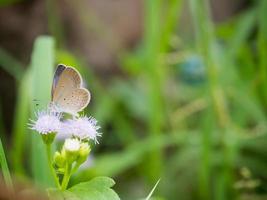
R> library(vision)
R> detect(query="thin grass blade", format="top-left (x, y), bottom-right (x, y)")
top-left (0, 47), bottom-right (24, 81)
top-left (11, 71), bottom-right (31, 176)
top-left (145, 179), bottom-right (160, 200)
top-left (0, 138), bottom-right (13, 189)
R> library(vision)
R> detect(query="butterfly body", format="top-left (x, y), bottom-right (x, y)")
top-left (51, 64), bottom-right (90, 115)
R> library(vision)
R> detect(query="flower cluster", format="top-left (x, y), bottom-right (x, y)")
top-left (29, 108), bottom-right (101, 143)
top-left (29, 106), bottom-right (101, 190)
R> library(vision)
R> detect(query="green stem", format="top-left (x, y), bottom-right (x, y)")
top-left (45, 144), bottom-right (60, 188)
top-left (60, 162), bottom-right (82, 190)
top-left (61, 163), bottom-right (71, 190)
top-left (70, 162), bottom-right (82, 175)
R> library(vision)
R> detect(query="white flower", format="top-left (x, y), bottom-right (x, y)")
top-left (64, 138), bottom-right (81, 152)
top-left (29, 110), bottom-right (62, 134)
top-left (61, 116), bottom-right (101, 143)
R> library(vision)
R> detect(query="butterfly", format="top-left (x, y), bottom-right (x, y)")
top-left (51, 64), bottom-right (91, 115)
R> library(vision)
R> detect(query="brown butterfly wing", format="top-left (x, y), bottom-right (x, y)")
top-left (51, 65), bottom-right (90, 114)
top-left (51, 64), bottom-right (66, 100)
top-left (52, 66), bottom-right (82, 102)
top-left (57, 88), bottom-right (91, 114)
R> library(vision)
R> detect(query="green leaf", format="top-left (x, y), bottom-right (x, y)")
top-left (65, 177), bottom-right (120, 200)
top-left (30, 36), bottom-right (55, 186)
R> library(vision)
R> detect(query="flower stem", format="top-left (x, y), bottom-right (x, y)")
top-left (61, 162), bottom-right (81, 190)
top-left (70, 162), bottom-right (81, 175)
top-left (61, 163), bottom-right (71, 190)
top-left (45, 144), bottom-right (60, 188)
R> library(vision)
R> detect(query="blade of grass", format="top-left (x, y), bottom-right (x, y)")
top-left (144, 179), bottom-right (160, 200)
top-left (30, 36), bottom-right (55, 187)
top-left (227, 9), bottom-right (256, 59)
top-left (160, 0), bottom-right (183, 52)
top-left (142, 0), bottom-right (184, 183)
top-left (257, 0), bottom-right (267, 108)
top-left (0, 99), bottom-right (7, 146)
top-left (143, 0), bottom-right (164, 182)
top-left (189, 0), bottom-right (234, 199)
top-left (189, 1), bottom-right (213, 198)
top-left (0, 137), bottom-right (13, 189)
top-left (11, 70), bottom-right (31, 176)
top-left (45, 0), bottom-right (64, 48)
top-left (0, 47), bottom-right (24, 81)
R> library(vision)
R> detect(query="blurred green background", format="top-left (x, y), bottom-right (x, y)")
top-left (0, 0), bottom-right (267, 199)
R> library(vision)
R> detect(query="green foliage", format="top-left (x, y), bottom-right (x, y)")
top-left (61, 177), bottom-right (120, 200)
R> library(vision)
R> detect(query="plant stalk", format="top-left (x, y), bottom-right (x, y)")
top-left (61, 163), bottom-right (71, 190)
top-left (45, 144), bottom-right (60, 188)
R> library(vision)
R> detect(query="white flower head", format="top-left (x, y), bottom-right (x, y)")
top-left (29, 109), bottom-right (62, 135)
top-left (61, 116), bottom-right (101, 143)
top-left (64, 138), bottom-right (81, 152)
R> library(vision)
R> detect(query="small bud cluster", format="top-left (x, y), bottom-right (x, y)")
top-left (54, 138), bottom-right (91, 174)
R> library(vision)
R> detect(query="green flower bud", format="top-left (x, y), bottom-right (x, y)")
top-left (63, 138), bottom-right (81, 163)
top-left (57, 167), bottom-right (65, 174)
top-left (54, 151), bottom-right (65, 168)
top-left (77, 142), bottom-right (91, 165)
